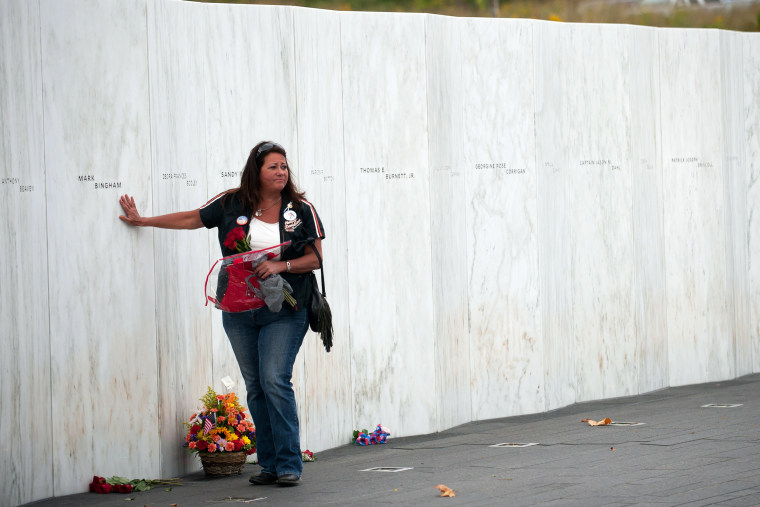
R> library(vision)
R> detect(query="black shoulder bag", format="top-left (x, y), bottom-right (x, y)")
top-left (308, 242), bottom-right (333, 352)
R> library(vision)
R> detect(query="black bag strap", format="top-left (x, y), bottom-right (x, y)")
top-left (307, 239), bottom-right (326, 298)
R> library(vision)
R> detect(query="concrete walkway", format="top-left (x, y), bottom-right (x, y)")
top-left (26, 374), bottom-right (760, 506)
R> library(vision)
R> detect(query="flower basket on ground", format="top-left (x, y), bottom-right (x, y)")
top-left (185, 387), bottom-right (256, 476)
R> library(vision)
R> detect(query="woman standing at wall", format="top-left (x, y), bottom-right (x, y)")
top-left (118, 141), bottom-right (325, 487)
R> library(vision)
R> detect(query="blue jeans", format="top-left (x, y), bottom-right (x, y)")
top-left (222, 307), bottom-right (308, 477)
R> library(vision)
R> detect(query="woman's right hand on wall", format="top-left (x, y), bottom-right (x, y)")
top-left (118, 194), bottom-right (143, 227)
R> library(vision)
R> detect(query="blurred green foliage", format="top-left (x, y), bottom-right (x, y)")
top-left (189, 0), bottom-right (760, 31)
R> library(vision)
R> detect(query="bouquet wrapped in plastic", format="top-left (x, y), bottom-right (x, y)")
top-left (204, 240), bottom-right (294, 313)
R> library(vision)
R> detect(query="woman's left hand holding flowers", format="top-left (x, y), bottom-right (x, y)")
top-left (253, 259), bottom-right (284, 279)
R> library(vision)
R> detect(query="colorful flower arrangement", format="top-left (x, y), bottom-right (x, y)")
top-left (184, 387), bottom-right (256, 455)
top-left (353, 424), bottom-right (390, 445)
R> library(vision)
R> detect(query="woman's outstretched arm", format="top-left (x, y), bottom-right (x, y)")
top-left (118, 194), bottom-right (204, 230)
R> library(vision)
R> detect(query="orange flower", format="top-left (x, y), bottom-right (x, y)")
top-left (225, 442), bottom-right (235, 452)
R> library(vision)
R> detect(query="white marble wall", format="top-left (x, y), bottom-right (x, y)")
top-left (629, 25), bottom-right (668, 394)
top-left (339, 11), bottom-right (438, 437)
top-left (425, 14), bottom-right (471, 431)
top-left (147, 0), bottom-right (214, 476)
top-left (534, 20), bottom-right (576, 411)
top-left (746, 34), bottom-right (760, 373)
top-left (460, 18), bottom-right (544, 419)
top-left (720, 30), bottom-right (752, 378)
top-left (40, 0), bottom-right (159, 497)
top-left (2, 1), bottom-right (759, 504)
top-left (659, 29), bottom-right (733, 386)
top-left (0, 1), bottom-right (51, 505)
top-left (292, 6), bottom-right (353, 451)
top-left (541, 22), bottom-right (637, 404)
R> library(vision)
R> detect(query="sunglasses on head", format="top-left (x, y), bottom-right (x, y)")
top-left (256, 142), bottom-right (283, 159)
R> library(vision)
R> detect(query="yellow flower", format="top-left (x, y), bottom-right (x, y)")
top-left (242, 436), bottom-right (251, 445)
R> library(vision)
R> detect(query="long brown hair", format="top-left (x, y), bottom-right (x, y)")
top-left (228, 141), bottom-right (305, 211)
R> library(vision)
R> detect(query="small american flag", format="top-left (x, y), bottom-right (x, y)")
top-left (203, 417), bottom-right (213, 434)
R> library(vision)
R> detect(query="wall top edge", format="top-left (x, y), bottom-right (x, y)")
top-left (165, 1), bottom-right (758, 34)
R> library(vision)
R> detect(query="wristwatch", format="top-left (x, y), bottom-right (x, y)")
top-left (286, 261), bottom-right (291, 273)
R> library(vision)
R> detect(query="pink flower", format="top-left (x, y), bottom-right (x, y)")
top-left (207, 443), bottom-right (217, 452)
top-left (189, 441), bottom-right (196, 449)
top-left (225, 441), bottom-right (235, 452)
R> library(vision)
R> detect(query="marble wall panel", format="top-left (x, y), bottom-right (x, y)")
top-left (628, 25), bottom-right (668, 393)
top-left (659, 29), bottom-right (733, 386)
top-left (0, 2), bottom-right (52, 505)
top-left (199, 3), bottom-right (299, 418)
top-left (292, 6), bottom-right (353, 451)
top-left (533, 20), bottom-right (575, 411)
top-left (459, 19), bottom-right (544, 419)
top-left (424, 14), bottom-right (471, 431)
top-left (561, 24), bottom-right (636, 402)
top-left (147, 0), bottom-right (213, 476)
top-left (535, 21), bottom-right (637, 407)
top-left (745, 34), bottom-right (760, 372)
top-left (40, 0), bottom-right (158, 496)
top-left (720, 30), bottom-right (751, 377)
top-left (340, 12), bottom-right (437, 437)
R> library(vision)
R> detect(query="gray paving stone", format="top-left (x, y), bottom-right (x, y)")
top-left (23, 374), bottom-right (760, 507)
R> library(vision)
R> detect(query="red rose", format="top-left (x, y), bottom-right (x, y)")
top-left (233, 439), bottom-right (244, 451)
top-left (232, 227), bottom-right (245, 241)
top-left (246, 446), bottom-right (256, 455)
top-left (196, 440), bottom-right (208, 451)
top-left (223, 236), bottom-right (237, 249)
top-left (100, 484), bottom-right (112, 494)
top-left (191, 424), bottom-right (201, 434)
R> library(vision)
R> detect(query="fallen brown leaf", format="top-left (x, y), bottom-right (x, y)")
top-left (610, 447), bottom-right (615, 451)
top-left (435, 484), bottom-right (455, 497)
top-left (583, 418), bottom-right (612, 426)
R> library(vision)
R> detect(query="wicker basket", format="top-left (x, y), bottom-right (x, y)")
top-left (199, 451), bottom-right (247, 476)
